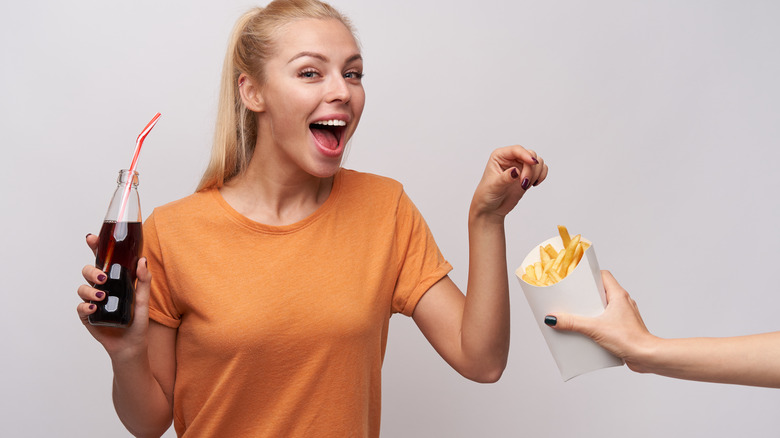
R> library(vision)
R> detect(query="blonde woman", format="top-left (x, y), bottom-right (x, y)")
top-left (77, 0), bottom-right (547, 436)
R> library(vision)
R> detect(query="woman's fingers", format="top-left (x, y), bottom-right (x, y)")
top-left (495, 146), bottom-right (547, 189)
top-left (131, 258), bottom-right (152, 323)
top-left (76, 301), bottom-right (97, 323)
top-left (494, 145), bottom-right (538, 167)
top-left (82, 264), bottom-right (107, 286)
top-left (86, 233), bottom-right (99, 257)
top-left (532, 156), bottom-right (548, 186)
top-left (77, 282), bottom-right (106, 301)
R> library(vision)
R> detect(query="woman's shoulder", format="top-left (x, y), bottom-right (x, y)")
top-left (145, 189), bottom-right (219, 231)
top-left (339, 168), bottom-right (404, 195)
top-left (153, 189), bottom-right (215, 215)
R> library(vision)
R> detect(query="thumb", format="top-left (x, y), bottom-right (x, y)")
top-left (132, 257), bottom-right (152, 321)
top-left (544, 312), bottom-right (598, 337)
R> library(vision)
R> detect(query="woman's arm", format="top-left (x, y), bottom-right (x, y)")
top-left (413, 145), bottom-right (547, 383)
top-left (110, 321), bottom-right (177, 437)
top-left (77, 235), bottom-right (176, 437)
top-left (546, 270), bottom-right (780, 388)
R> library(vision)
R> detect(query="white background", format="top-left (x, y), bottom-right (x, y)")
top-left (2, 0), bottom-right (779, 436)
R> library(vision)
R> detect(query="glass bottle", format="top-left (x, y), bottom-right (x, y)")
top-left (89, 169), bottom-right (144, 327)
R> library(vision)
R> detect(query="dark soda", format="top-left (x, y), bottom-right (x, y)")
top-left (89, 220), bottom-right (143, 327)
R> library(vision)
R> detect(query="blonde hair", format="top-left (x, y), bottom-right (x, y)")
top-left (197, 0), bottom-right (355, 191)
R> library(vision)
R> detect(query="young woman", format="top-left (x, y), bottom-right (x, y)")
top-left (77, 0), bottom-right (547, 436)
top-left (546, 271), bottom-right (780, 388)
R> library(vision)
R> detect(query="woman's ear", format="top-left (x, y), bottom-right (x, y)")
top-left (238, 74), bottom-right (264, 112)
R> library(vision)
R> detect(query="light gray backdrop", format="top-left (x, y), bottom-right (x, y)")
top-left (2, 0), bottom-right (779, 436)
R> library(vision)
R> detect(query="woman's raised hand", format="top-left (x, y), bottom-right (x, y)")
top-left (470, 145), bottom-right (548, 219)
top-left (76, 233), bottom-right (152, 358)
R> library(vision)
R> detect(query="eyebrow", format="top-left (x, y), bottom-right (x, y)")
top-left (287, 51), bottom-right (363, 64)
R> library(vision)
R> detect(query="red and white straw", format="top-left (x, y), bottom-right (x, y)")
top-left (117, 112), bottom-right (161, 221)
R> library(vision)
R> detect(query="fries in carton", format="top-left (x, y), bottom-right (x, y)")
top-left (517, 226), bottom-right (624, 381)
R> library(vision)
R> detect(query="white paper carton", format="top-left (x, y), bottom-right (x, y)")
top-left (516, 235), bottom-right (624, 381)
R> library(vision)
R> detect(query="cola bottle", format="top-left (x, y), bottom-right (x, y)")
top-left (89, 169), bottom-right (143, 327)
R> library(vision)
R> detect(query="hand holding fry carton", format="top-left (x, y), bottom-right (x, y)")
top-left (517, 226), bottom-right (624, 381)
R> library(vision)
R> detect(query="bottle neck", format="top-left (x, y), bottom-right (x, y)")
top-left (117, 169), bottom-right (139, 188)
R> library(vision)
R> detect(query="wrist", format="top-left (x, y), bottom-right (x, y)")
top-left (468, 203), bottom-right (505, 227)
top-left (109, 343), bottom-right (150, 370)
top-left (625, 335), bottom-right (665, 374)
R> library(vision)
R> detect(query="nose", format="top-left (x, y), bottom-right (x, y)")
top-left (325, 75), bottom-right (351, 104)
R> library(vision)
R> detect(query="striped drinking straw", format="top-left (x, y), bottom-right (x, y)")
top-left (101, 112), bottom-right (161, 272)
top-left (116, 112), bottom-right (161, 223)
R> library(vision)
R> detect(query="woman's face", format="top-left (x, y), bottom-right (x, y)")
top-left (254, 18), bottom-right (365, 179)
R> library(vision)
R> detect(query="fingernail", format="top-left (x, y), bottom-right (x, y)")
top-left (95, 291), bottom-right (105, 299)
top-left (532, 157), bottom-right (539, 164)
top-left (97, 274), bottom-right (107, 282)
top-left (510, 168), bottom-right (519, 179)
top-left (89, 304), bottom-right (96, 310)
top-left (521, 178), bottom-right (530, 190)
top-left (544, 316), bottom-right (557, 327)
top-left (86, 233), bottom-right (92, 239)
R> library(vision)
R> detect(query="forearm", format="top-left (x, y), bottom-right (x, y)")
top-left (111, 349), bottom-right (173, 437)
top-left (460, 211), bottom-right (511, 379)
top-left (636, 332), bottom-right (780, 388)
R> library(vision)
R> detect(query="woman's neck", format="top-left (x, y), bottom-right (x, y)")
top-left (219, 157), bottom-right (335, 226)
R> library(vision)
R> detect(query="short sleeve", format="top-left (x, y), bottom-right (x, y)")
top-left (143, 212), bottom-right (182, 328)
top-left (391, 190), bottom-right (452, 316)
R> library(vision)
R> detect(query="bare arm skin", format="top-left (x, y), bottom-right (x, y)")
top-left (413, 146), bottom-right (548, 383)
top-left (77, 235), bottom-right (176, 437)
top-left (547, 270), bottom-right (780, 388)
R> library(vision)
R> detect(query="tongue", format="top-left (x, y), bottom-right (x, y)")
top-left (311, 127), bottom-right (339, 150)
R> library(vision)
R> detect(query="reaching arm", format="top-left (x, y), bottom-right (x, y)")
top-left (546, 270), bottom-right (780, 388)
top-left (413, 145), bottom-right (548, 383)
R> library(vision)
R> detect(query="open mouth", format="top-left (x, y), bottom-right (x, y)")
top-left (310, 119), bottom-right (346, 151)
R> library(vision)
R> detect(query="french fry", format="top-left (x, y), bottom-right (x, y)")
top-left (540, 246), bottom-right (551, 263)
top-left (525, 264), bottom-right (536, 281)
top-left (542, 258), bottom-right (555, 273)
top-left (521, 225), bottom-right (591, 287)
top-left (559, 234), bottom-right (581, 276)
top-left (550, 248), bottom-right (566, 274)
top-left (567, 242), bottom-right (584, 276)
top-left (558, 225), bottom-right (572, 248)
top-left (548, 269), bottom-right (563, 284)
top-left (582, 241), bottom-right (590, 251)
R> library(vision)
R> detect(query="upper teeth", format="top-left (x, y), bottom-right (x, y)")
top-left (312, 120), bottom-right (346, 126)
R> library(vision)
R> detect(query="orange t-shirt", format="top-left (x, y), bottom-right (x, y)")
top-left (143, 169), bottom-right (452, 437)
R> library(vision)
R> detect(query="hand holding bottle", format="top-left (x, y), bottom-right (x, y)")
top-left (77, 233), bottom-right (153, 359)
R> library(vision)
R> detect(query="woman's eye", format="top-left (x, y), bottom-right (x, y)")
top-left (345, 71), bottom-right (363, 80)
top-left (299, 70), bottom-right (320, 79)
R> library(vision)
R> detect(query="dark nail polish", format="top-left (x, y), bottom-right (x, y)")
top-left (511, 168), bottom-right (519, 179)
top-left (97, 274), bottom-right (107, 282)
top-left (521, 178), bottom-right (530, 190)
top-left (95, 291), bottom-right (105, 299)
top-left (532, 157), bottom-right (539, 164)
top-left (544, 316), bottom-right (557, 327)
top-left (89, 304), bottom-right (96, 310)
top-left (86, 233), bottom-right (92, 239)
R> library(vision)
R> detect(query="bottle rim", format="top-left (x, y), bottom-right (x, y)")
top-left (117, 169), bottom-right (140, 186)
